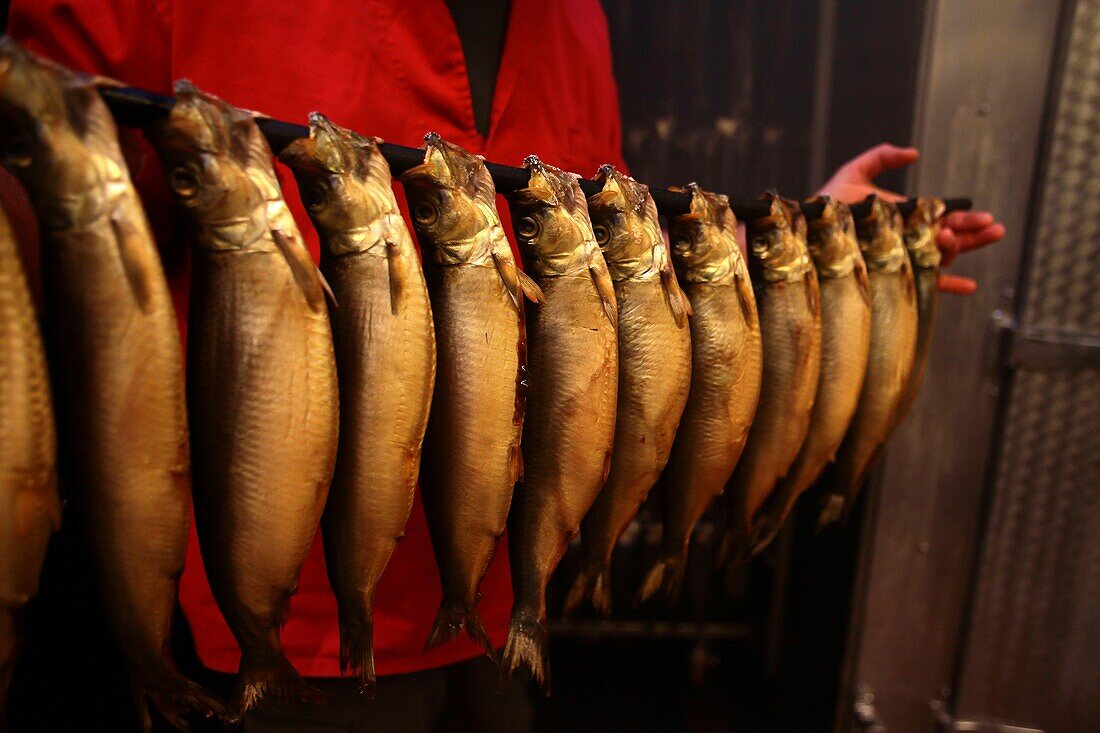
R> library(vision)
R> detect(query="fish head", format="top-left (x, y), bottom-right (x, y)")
top-left (0, 38), bottom-right (98, 209)
top-left (903, 196), bottom-right (945, 269)
top-left (280, 113), bottom-right (395, 255)
top-left (509, 156), bottom-right (595, 276)
top-left (400, 132), bottom-right (498, 261)
top-left (747, 193), bottom-right (812, 283)
top-left (667, 183), bottom-right (740, 284)
top-left (805, 195), bottom-right (861, 277)
top-left (587, 165), bottom-right (662, 277)
top-left (856, 195), bottom-right (908, 270)
top-left (149, 81), bottom-right (262, 232)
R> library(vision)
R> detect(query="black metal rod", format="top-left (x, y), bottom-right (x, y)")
top-left (98, 85), bottom-right (971, 222)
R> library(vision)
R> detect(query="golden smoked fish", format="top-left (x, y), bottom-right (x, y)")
top-left (0, 43), bottom-right (226, 729)
top-left (151, 81), bottom-right (338, 714)
top-left (819, 196), bottom-right (918, 526)
top-left (564, 165), bottom-right (691, 617)
top-left (280, 115), bottom-right (435, 694)
top-left (638, 185), bottom-right (761, 603)
top-left (893, 197), bottom-right (944, 425)
top-left (503, 156), bottom-right (618, 689)
top-left (727, 194), bottom-right (820, 563)
top-left (749, 197), bottom-right (870, 554)
top-left (0, 201), bottom-right (58, 713)
top-left (400, 134), bottom-right (541, 660)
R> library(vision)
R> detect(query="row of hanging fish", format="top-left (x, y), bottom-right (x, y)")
top-left (0, 39), bottom-right (945, 728)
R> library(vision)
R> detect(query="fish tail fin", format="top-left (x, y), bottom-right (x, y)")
top-left (500, 618), bottom-right (550, 693)
top-left (338, 618), bottom-right (376, 697)
top-left (637, 551), bottom-right (686, 605)
top-left (133, 670), bottom-right (235, 732)
top-left (749, 511), bottom-right (784, 557)
top-left (424, 603), bottom-right (499, 665)
top-left (562, 561), bottom-right (612, 618)
top-left (234, 656), bottom-right (329, 716)
top-left (816, 492), bottom-right (846, 530)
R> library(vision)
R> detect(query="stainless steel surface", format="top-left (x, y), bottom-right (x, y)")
top-left (840, 1), bottom-right (1065, 731)
top-left (932, 700), bottom-right (1046, 733)
top-left (954, 1), bottom-right (1100, 729)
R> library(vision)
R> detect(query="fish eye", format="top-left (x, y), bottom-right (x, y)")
top-left (302, 184), bottom-right (328, 212)
top-left (170, 166), bottom-right (199, 198)
top-left (671, 235), bottom-right (692, 252)
top-left (516, 216), bottom-right (539, 239)
top-left (593, 224), bottom-right (611, 246)
top-left (413, 201), bottom-right (438, 226)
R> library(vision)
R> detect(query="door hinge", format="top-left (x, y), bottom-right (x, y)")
top-left (852, 683), bottom-right (886, 732)
top-left (931, 699), bottom-right (1045, 733)
top-left (991, 309), bottom-right (1100, 371)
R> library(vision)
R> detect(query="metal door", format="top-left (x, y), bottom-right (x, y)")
top-left (837, 1), bottom-right (1100, 731)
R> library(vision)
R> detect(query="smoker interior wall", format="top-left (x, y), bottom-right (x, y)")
top-left (956, 1), bottom-right (1100, 728)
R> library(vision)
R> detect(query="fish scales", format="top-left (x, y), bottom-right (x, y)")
top-left (726, 194), bottom-right (821, 565)
top-left (503, 156), bottom-right (618, 690)
top-left (0, 199), bottom-right (58, 714)
top-left (150, 81), bottom-right (337, 716)
top-left (281, 115), bottom-right (435, 694)
top-left (0, 41), bottom-right (228, 729)
top-left (749, 197), bottom-right (871, 554)
top-left (819, 196), bottom-right (918, 526)
top-left (639, 184), bottom-right (761, 603)
top-left (564, 166), bottom-right (691, 618)
top-left (399, 133), bottom-right (535, 663)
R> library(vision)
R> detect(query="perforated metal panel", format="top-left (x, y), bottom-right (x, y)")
top-left (956, 1), bottom-right (1100, 729)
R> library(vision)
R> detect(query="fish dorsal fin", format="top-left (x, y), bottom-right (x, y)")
top-left (654, 241), bottom-right (691, 327)
top-left (492, 247), bottom-right (545, 310)
top-left (272, 226), bottom-right (326, 312)
top-left (586, 247), bottom-right (618, 327)
top-left (108, 211), bottom-right (158, 314)
top-left (385, 239), bottom-right (406, 315)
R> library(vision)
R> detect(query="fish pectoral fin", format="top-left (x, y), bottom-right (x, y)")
top-left (734, 272), bottom-right (758, 329)
top-left (586, 251), bottom-right (618, 327)
top-left (655, 243), bottom-right (692, 326)
top-left (492, 249), bottom-right (545, 309)
top-left (855, 261), bottom-right (872, 306)
top-left (272, 227), bottom-right (327, 312)
top-left (109, 211), bottom-right (158, 314)
top-left (385, 240), bottom-right (406, 315)
top-left (805, 271), bottom-right (820, 316)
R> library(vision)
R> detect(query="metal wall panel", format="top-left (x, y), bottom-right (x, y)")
top-left (955, 1), bottom-right (1100, 729)
top-left (840, 1), bottom-right (1064, 731)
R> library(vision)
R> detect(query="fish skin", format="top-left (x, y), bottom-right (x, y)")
top-left (818, 196), bottom-right (918, 527)
top-left (638, 184), bottom-right (761, 603)
top-left (399, 133), bottom-right (538, 663)
top-left (563, 165), bottom-right (692, 618)
top-left (726, 194), bottom-right (821, 565)
top-left (150, 81), bottom-right (338, 716)
top-left (749, 197), bottom-right (871, 555)
top-left (0, 199), bottom-right (58, 714)
top-left (280, 115), bottom-right (435, 695)
top-left (0, 43), bottom-right (227, 729)
top-left (893, 197), bottom-right (944, 427)
top-left (503, 156), bottom-right (618, 690)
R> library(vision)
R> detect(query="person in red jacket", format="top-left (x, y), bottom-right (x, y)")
top-left (5, 1), bottom-right (1003, 730)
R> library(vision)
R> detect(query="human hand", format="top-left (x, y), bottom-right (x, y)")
top-left (817, 143), bottom-right (1005, 294)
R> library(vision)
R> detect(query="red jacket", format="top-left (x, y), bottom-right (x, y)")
top-left (9, 0), bottom-right (627, 677)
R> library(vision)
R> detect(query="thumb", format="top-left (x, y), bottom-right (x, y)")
top-left (848, 143), bottom-right (920, 179)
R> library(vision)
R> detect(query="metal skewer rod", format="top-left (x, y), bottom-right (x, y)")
top-left (98, 85), bottom-right (971, 222)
